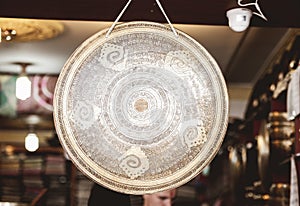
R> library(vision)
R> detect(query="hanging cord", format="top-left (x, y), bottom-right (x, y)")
top-left (105, 0), bottom-right (133, 38)
top-left (154, 0), bottom-right (178, 36)
top-left (238, 0), bottom-right (267, 21)
top-left (106, 0), bottom-right (178, 38)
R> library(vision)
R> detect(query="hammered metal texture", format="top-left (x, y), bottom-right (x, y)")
top-left (53, 21), bottom-right (229, 195)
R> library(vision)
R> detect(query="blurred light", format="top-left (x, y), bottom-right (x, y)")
top-left (202, 165), bottom-right (210, 176)
top-left (262, 194), bottom-right (270, 200)
top-left (25, 132), bottom-right (39, 152)
top-left (246, 142), bottom-right (253, 149)
top-left (16, 74), bottom-right (31, 100)
top-left (269, 84), bottom-right (276, 92)
top-left (278, 72), bottom-right (284, 80)
top-left (5, 145), bottom-right (14, 155)
top-left (252, 99), bottom-right (259, 107)
top-left (1, 29), bottom-right (17, 42)
top-left (5, 35), bottom-right (12, 41)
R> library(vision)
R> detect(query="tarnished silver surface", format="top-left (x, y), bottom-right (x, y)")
top-left (53, 21), bottom-right (229, 194)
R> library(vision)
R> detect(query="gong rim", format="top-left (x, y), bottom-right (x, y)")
top-left (53, 21), bottom-right (229, 194)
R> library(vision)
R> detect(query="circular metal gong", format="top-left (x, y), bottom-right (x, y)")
top-left (53, 21), bottom-right (229, 194)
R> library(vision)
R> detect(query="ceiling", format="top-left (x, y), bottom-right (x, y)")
top-left (0, 0), bottom-right (299, 120)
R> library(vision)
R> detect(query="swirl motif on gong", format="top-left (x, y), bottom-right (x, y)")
top-left (70, 100), bottom-right (101, 130)
top-left (165, 50), bottom-right (195, 76)
top-left (99, 43), bottom-right (127, 71)
top-left (180, 120), bottom-right (207, 148)
top-left (119, 147), bottom-right (149, 179)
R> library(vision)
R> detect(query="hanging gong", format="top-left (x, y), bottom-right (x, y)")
top-left (53, 21), bottom-right (229, 194)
